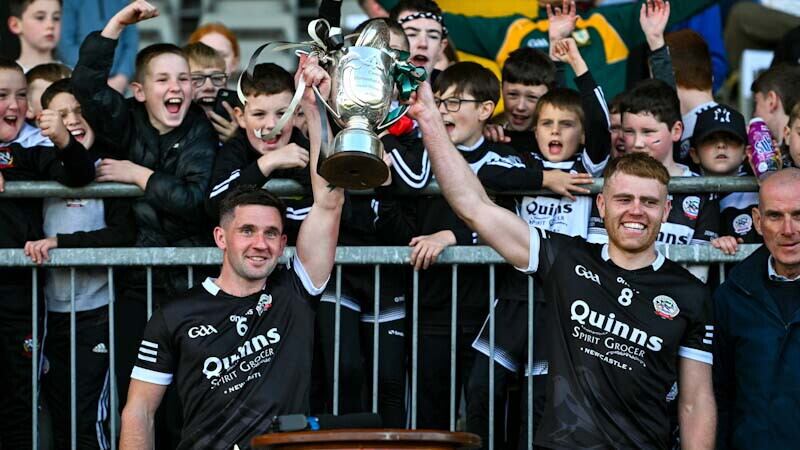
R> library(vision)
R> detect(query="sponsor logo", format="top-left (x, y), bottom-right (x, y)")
top-left (188, 325), bottom-right (218, 338)
top-left (657, 231), bottom-right (690, 245)
top-left (570, 300), bottom-right (663, 351)
top-left (256, 294), bottom-right (272, 316)
top-left (682, 196), bottom-right (700, 220)
top-left (525, 200), bottom-right (573, 217)
top-left (230, 315), bottom-right (248, 336)
top-left (65, 199), bottom-right (88, 207)
top-left (23, 334), bottom-right (34, 358)
top-left (92, 343), bottom-right (108, 354)
top-left (574, 265), bottom-right (601, 285)
top-left (733, 214), bottom-right (752, 235)
top-left (653, 295), bottom-right (679, 320)
top-left (202, 329), bottom-right (281, 379)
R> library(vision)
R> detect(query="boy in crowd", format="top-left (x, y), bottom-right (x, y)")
top-left (183, 42), bottom-right (239, 143)
top-left (70, 0), bottom-right (217, 421)
top-left (588, 79), bottom-right (719, 283)
top-left (785, 103), bottom-right (800, 170)
top-left (401, 60), bottom-right (569, 432)
top-left (665, 30), bottom-right (717, 166)
top-left (468, 36), bottom-right (609, 449)
top-left (23, 78), bottom-right (136, 450)
top-left (7, 0), bottom-right (62, 72)
top-left (495, 47), bottom-right (556, 154)
top-left (0, 58), bottom-right (96, 448)
top-left (688, 105), bottom-right (762, 257)
top-left (24, 62), bottom-right (70, 120)
top-left (389, 0), bottom-right (447, 80)
top-left (751, 64), bottom-right (800, 145)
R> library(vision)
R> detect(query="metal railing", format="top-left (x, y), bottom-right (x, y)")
top-left (9, 243), bottom-right (759, 450)
top-left (3, 176), bottom-right (760, 449)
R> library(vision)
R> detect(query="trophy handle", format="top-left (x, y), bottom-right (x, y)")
top-left (376, 105), bottom-right (409, 132)
top-left (311, 85), bottom-right (342, 123)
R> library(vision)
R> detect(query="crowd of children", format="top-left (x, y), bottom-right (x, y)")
top-left (3, 0), bottom-right (800, 448)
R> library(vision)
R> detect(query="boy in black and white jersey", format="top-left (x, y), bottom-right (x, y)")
top-left (406, 76), bottom-right (717, 448)
top-left (587, 79), bottom-right (719, 283)
top-left (468, 34), bottom-right (610, 449)
top-left (121, 56), bottom-right (344, 450)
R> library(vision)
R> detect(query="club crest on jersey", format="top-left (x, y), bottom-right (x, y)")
top-left (0, 150), bottom-right (14, 169)
top-left (733, 214), bottom-right (752, 235)
top-left (653, 295), bottom-right (679, 320)
top-left (256, 294), bottom-right (272, 316)
top-left (682, 196), bottom-right (700, 220)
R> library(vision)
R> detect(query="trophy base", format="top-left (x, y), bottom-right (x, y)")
top-left (319, 129), bottom-right (390, 189)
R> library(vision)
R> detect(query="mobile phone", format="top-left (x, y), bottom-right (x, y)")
top-left (213, 89), bottom-right (243, 121)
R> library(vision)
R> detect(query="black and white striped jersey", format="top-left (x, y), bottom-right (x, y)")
top-left (518, 227), bottom-right (712, 450)
top-left (131, 257), bottom-right (324, 450)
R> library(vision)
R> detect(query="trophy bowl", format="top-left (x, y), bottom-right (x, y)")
top-left (317, 45), bottom-right (395, 189)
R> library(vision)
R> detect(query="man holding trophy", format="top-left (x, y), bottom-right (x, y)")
top-left (120, 4), bottom-right (425, 449)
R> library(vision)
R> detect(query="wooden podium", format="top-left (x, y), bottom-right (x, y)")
top-left (251, 429), bottom-right (481, 449)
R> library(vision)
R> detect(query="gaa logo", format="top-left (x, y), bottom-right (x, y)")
top-left (574, 265), bottom-right (601, 285)
top-left (188, 325), bottom-right (218, 339)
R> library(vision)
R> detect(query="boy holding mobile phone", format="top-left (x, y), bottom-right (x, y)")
top-left (184, 41), bottom-right (239, 142)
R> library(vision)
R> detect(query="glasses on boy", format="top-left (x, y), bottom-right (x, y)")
top-left (435, 97), bottom-right (482, 112)
top-left (190, 72), bottom-right (228, 88)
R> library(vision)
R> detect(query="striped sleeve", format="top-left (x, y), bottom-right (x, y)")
top-left (130, 310), bottom-right (174, 385)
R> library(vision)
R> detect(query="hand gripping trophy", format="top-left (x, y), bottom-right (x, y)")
top-left (238, 19), bottom-right (426, 189)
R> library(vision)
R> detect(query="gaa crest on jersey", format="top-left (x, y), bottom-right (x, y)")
top-left (653, 295), bottom-right (679, 320)
top-left (733, 213), bottom-right (752, 235)
top-left (256, 293), bottom-right (273, 316)
top-left (0, 150), bottom-right (14, 169)
top-left (682, 196), bottom-right (700, 220)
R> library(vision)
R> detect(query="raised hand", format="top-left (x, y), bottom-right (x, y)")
top-left (103, 0), bottom-right (159, 39)
top-left (260, 143), bottom-right (310, 174)
top-left (551, 38), bottom-right (588, 76)
top-left (484, 123), bottom-right (511, 143)
top-left (542, 169), bottom-right (593, 201)
top-left (208, 103), bottom-right (239, 143)
top-left (38, 109), bottom-right (70, 149)
top-left (547, 1), bottom-right (578, 44)
top-left (297, 54), bottom-right (332, 106)
top-left (639, 0), bottom-right (670, 50)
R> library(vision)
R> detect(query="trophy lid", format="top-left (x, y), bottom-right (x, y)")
top-left (354, 20), bottom-right (391, 49)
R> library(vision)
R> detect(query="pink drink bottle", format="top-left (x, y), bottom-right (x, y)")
top-left (747, 118), bottom-right (781, 179)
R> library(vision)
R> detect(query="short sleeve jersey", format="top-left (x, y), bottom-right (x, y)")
top-left (131, 257), bottom-right (325, 450)
top-left (519, 227), bottom-right (713, 449)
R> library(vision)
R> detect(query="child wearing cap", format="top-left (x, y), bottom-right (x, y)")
top-left (689, 104), bottom-right (762, 254)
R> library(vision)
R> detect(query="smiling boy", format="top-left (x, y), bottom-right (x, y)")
top-left (70, 0), bottom-right (218, 413)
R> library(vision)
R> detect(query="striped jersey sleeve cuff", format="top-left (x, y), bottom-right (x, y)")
top-left (131, 366), bottom-right (173, 385)
top-left (515, 225), bottom-right (542, 274)
top-left (292, 255), bottom-right (328, 296)
top-left (679, 346), bottom-right (713, 365)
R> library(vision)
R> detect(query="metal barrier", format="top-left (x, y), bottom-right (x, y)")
top-left (0, 175), bottom-right (761, 449)
top-left (4, 243), bottom-right (759, 450)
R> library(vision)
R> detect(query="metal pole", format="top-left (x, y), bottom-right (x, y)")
top-left (146, 267), bottom-right (153, 319)
top-left (32, 268), bottom-right (39, 450)
top-left (70, 268), bottom-right (77, 450)
top-left (187, 266), bottom-right (194, 288)
top-left (488, 265), bottom-right (496, 450)
top-left (332, 265), bottom-right (342, 415)
top-left (108, 268), bottom-right (118, 450)
top-left (372, 265), bottom-right (380, 414)
top-left (450, 265), bottom-right (458, 432)
top-left (411, 270), bottom-right (419, 429)
top-left (527, 276), bottom-right (534, 450)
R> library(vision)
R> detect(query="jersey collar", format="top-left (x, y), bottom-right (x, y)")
top-left (202, 277), bottom-right (221, 296)
top-left (456, 136), bottom-right (485, 152)
top-left (601, 244), bottom-right (665, 271)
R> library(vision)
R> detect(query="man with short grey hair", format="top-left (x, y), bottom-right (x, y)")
top-left (713, 168), bottom-right (800, 449)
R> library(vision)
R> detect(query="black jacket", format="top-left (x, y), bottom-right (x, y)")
top-left (72, 31), bottom-right (217, 249)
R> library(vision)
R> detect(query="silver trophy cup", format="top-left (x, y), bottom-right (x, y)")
top-left (317, 21), bottom-right (414, 189)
